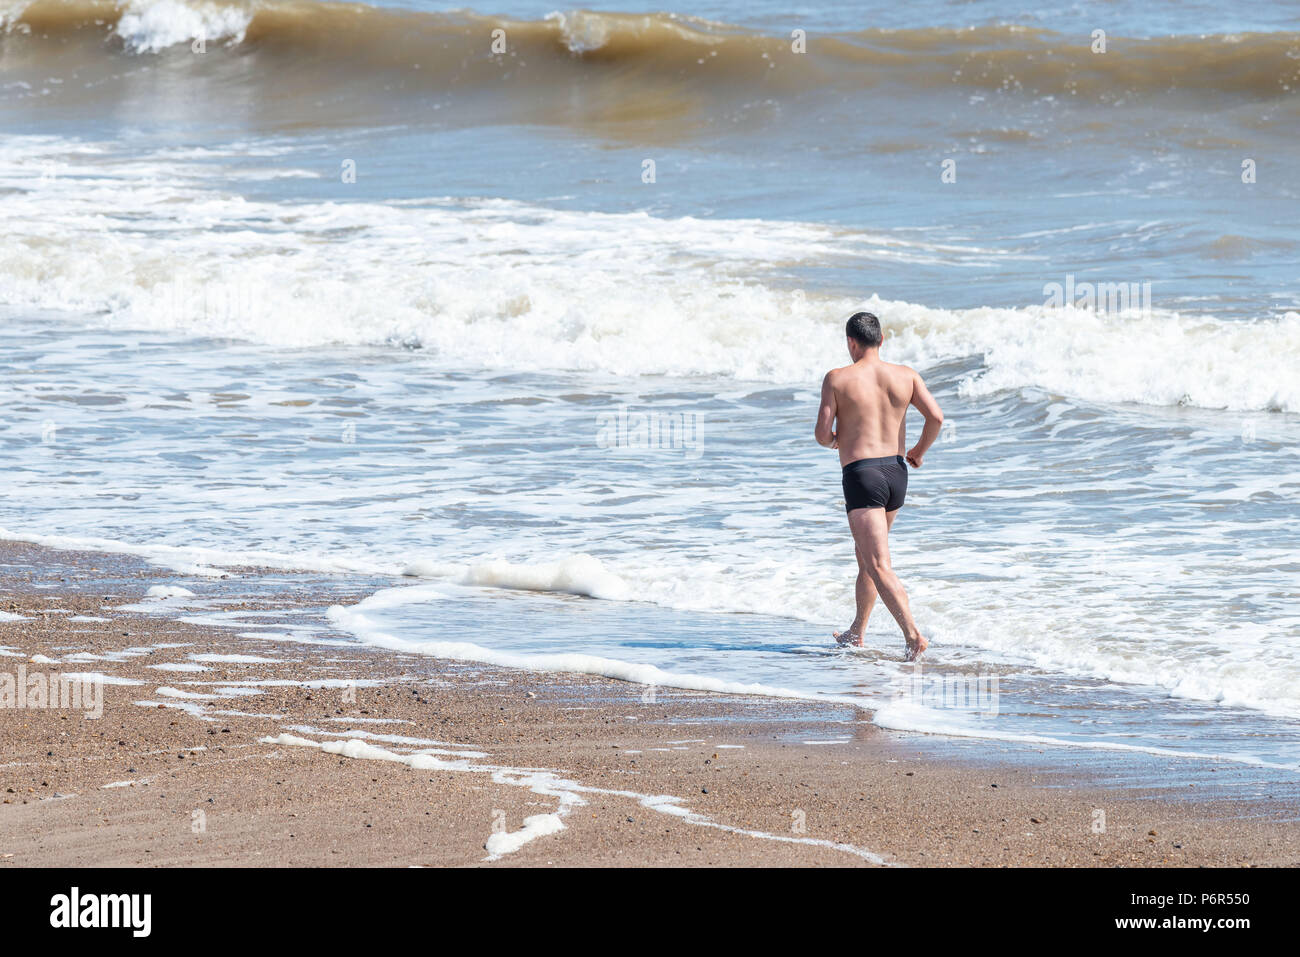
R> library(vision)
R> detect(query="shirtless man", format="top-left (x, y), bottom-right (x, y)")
top-left (815, 311), bottom-right (943, 660)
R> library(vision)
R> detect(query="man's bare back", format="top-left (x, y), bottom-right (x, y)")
top-left (821, 358), bottom-right (926, 466)
top-left (814, 311), bottom-right (944, 660)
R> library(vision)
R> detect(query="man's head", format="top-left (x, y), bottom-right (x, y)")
top-left (845, 311), bottom-right (882, 359)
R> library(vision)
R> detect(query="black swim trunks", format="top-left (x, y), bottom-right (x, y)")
top-left (842, 455), bottom-right (908, 513)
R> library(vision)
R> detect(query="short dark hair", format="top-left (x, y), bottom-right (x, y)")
top-left (846, 311), bottom-right (882, 348)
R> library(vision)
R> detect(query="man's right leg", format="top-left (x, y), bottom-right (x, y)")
top-left (837, 509), bottom-right (899, 645)
top-left (847, 506), bottom-right (927, 659)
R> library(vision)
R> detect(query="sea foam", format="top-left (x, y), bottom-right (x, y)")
top-left (2, 135), bottom-right (1296, 413)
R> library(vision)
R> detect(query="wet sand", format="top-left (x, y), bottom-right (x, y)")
top-left (1, 540), bottom-right (1297, 867)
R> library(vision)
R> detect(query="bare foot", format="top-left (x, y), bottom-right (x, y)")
top-left (904, 633), bottom-right (929, 661)
top-left (834, 627), bottom-right (862, 647)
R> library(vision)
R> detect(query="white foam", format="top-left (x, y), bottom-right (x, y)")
top-left (145, 585), bottom-right (197, 599)
top-left (263, 733), bottom-right (887, 864)
top-left (546, 10), bottom-right (616, 53)
top-left (155, 686), bottom-right (217, 699)
top-left (871, 700), bottom-right (1300, 772)
top-left (134, 698), bottom-right (212, 719)
top-left (113, 0), bottom-right (253, 55)
top-left (284, 725), bottom-right (486, 757)
top-left (63, 671), bottom-right (143, 686)
top-left (405, 555), bottom-right (631, 601)
top-left (2, 134), bottom-right (1291, 412)
top-left (485, 814), bottom-right (567, 858)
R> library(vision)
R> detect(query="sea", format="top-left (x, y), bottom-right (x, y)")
top-left (2, 0), bottom-right (1299, 772)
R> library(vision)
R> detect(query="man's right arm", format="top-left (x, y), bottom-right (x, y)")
top-left (815, 371), bottom-right (838, 449)
top-left (905, 370), bottom-right (943, 468)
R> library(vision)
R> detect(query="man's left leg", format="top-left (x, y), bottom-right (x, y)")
top-left (835, 508), bottom-right (899, 646)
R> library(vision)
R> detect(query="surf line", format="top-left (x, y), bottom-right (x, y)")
top-left (261, 733), bottom-right (891, 865)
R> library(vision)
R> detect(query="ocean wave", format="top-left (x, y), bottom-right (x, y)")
top-left (3, 135), bottom-right (1298, 412)
top-left (382, 552), bottom-right (1300, 726)
top-left (4, 0), bottom-right (1299, 107)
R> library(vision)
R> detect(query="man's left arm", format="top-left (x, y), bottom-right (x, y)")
top-left (815, 372), bottom-right (838, 449)
top-left (905, 369), bottom-right (943, 467)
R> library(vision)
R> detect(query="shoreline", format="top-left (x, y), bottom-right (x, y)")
top-left (1, 539), bottom-right (1298, 867)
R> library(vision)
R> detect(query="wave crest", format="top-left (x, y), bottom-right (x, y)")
top-left (2, 135), bottom-right (1297, 414)
top-left (5, 0), bottom-right (1299, 105)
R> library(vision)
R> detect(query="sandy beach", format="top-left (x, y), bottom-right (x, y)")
top-left (4, 0), bottom-right (1299, 893)
top-left (1, 540), bottom-right (1296, 868)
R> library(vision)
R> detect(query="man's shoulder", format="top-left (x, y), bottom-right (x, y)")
top-left (883, 360), bottom-right (919, 380)
top-left (823, 364), bottom-right (852, 382)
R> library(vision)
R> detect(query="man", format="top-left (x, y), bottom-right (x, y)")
top-left (815, 311), bottom-right (943, 660)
